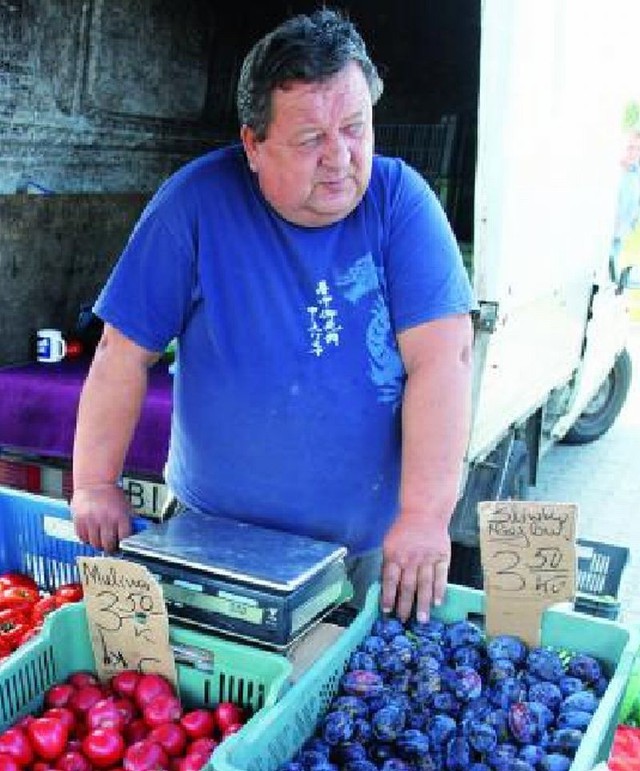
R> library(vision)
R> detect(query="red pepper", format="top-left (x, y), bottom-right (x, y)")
top-left (0, 586), bottom-right (40, 610)
top-left (609, 724), bottom-right (640, 770)
top-left (31, 596), bottom-right (58, 625)
top-left (0, 572), bottom-right (38, 592)
top-left (54, 583), bottom-right (84, 605)
top-left (0, 620), bottom-right (29, 651)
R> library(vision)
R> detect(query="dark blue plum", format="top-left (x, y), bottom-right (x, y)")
top-left (341, 670), bottom-right (385, 698)
top-left (560, 690), bottom-right (599, 714)
top-left (361, 635), bottom-right (387, 656)
top-left (368, 743), bottom-right (395, 763)
top-left (468, 765), bottom-right (491, 771)
top-left (566, 653), bottom-right (602, 685)
top-left (546, 727), bottom-right (583, 756)
top-left (371, 617), bottom-right (405, 642)
top-left (488, 658), bottom-right (517, 685)
top-left (395, 728), bottom-right (430, 759)
top-left (332, 696), bottom-right (369, 720)
top-left (519, 744), bottom-right (547, 767)
top-left (488, 676), bottom-right (526, 709)
top-left (594, 676), bottom-right (609, 697)
top-left (427, 713), bottom-right (457, 750)
top-left (485, 744), bottom-right (518, 771)
top-left (445, 736), bottom-right (471, 770)
top-left (557, 709), bottom-right (593, 730)
top-left (405, 708), bottom-right (429, 730)
top-left (557, 676), bottom-right (585, 697)
top-left (388, 672), bottom-right (411, 694)
top-left (526, 649), bottom-right (565, 683)
top-left (351, 717), bottom-right (372, 744)
top-left (466, 720), bottom-right (498, 754)
top-left (278, 763), bottom-right (304, 771)
top-left (452, 645), bottom-right (485, 671)
top-left (380, 761), bottom-right (413, 771)
top-left (485, 708), bottom-right (511, 743)
top-left (460, 696), bottom-right (492, 726)
top-left (330, 741), bottom-right (367, 765)
top-left (415, 654), bottom-right (442, 677)
top-left (415, 640), bottom-right (446, 662)
top-left (321, 711), bottom-right (354, 745)
top-left (297, 750), bottom-right (330, 769)
top-left (409, 617), bottom-right (446, 641)
top-left (301, 738), bottom-right (330, 757)
top-left (508, 702), bottom-right (543, 744)
top-left (377, 650), bottom-right (408, 677)
top-left (342, 761), bottom-right (378, 771)
top-left (528, 681), bottom-right (563, 712)
top-left (371, 705), bottom-right (406, 742)
top-left (347, 651), bottom-right (377, 672)
top-left (451, 665), bottom-right (482, 701)
top-left (487, 635), bottom-right (528, 665)
top-left (389, 634), bottom-right (416, 664)
top-left (528, 701), bottom-right (554, 732)
top-left (540, 753), bottom-right (571, 771)
top-left (431, 690), bottom-right (461, 715)
top-left (445, 620), bottom-right (483, 650)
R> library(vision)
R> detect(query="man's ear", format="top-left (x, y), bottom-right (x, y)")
top-left (241, 125), bottom-right (259, 173)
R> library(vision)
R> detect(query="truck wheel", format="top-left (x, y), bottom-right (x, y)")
top-left (449, 439), bottom-right (530, 590)
top-left (498, 439), bottom-right (530, 500)
top-left (562, 349), bottom-right (632, 445)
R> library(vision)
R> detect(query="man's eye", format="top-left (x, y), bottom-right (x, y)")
top-left (344, 122), bottom-right (365, 137)
top-left (300, 134), bottom-right (322, 147)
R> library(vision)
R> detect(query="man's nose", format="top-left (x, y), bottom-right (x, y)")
top-left (322, 132), bottom-right (350, 167)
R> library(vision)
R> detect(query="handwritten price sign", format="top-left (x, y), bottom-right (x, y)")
top-left (479, 501), bottom-right (577, 646)
top-left (77, 557), bottom-right (177, 687)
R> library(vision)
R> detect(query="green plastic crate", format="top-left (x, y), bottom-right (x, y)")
top-left (0, 601), bottom-right (291, 731)
top-left (212, 582), bottom-right (639, 771)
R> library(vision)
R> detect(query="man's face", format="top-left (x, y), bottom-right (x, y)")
top-left (241, 62), bottom-right (374, 228)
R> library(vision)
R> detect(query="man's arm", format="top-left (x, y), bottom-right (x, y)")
top-left (71, 323), bottom-right (161, 552)
top-left (382, 313), bottom-right (474, 622)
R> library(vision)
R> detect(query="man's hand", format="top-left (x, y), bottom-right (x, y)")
top-left (381, 514), bottom-right (451, 623)
top-left (71, 484), bottom-right (132, 553)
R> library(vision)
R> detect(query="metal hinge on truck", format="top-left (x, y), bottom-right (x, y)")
top-left (473, 301), bottom-right (499, 333)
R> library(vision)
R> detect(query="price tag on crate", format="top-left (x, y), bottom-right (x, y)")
top-left (479, 501), bottom-right (577, 646)
top-left (77, 556), bottom-right (178, 688)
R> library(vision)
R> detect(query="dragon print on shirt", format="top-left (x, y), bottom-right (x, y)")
top-left (336, 253), bottom-right (404, 409)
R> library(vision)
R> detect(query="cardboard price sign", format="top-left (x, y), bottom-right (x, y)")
top-left (479, 501), bottom-right (577, 647)
top-left (77, 557), bottom-right (177, 687)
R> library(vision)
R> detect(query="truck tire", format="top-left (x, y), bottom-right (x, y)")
top-left (497, 439), bottom-right (530, 501)
top-left (449, 439), bottom-right (530, 589)
top-left (562, 349), bottom-right (632, 445)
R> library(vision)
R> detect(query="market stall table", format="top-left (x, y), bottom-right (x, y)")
top-left (0, 358), bottom-right (172, 477)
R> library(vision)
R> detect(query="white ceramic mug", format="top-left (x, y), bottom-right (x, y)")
top-left (37, 328), bottom-right (66, 363)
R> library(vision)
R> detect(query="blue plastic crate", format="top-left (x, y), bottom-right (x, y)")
top-left (0, 485), bottom-right (145, 592)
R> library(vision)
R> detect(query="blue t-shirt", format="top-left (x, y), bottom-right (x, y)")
top-left (95, 144), bottom-right (475, 553)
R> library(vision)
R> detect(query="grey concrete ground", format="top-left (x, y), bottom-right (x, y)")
top-left (532, 321), bottom-right (640, 625)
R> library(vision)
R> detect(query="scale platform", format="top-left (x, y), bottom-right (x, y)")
top-left (119, 509), bottom-right (349, 649)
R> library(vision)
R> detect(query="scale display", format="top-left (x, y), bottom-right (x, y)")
top-left (165, 581), bottom-right (264, 625)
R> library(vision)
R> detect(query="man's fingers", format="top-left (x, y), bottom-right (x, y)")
top-left (381, 561), bottom-right (401, 614)
top-left (415, 561), bottom-right (435, 623)
top-left (432, 559), bottom-right (449, 607)
top-left (396, 564), bottom-right (418, 622)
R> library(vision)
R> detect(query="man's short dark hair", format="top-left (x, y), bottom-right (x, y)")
top-left (237, 8), bottom-right (383, 141)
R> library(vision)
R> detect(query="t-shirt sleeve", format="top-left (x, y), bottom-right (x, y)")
top-left (93, 205), bottom-right (198, 353)
top-left (383, 161), bottom-right (476, 333)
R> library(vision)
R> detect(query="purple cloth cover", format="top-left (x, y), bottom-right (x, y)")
top-left (0, 359), bottom-right (172, 476)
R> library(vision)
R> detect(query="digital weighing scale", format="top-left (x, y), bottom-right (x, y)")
top-left (119, 509), bottom-right (349, 650)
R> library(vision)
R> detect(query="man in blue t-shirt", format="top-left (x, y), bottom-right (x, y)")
top-left (71, 9), bottom-right (475, 622)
